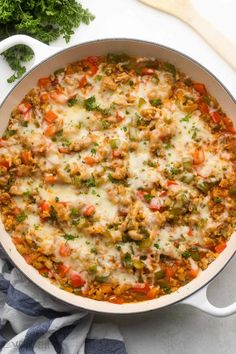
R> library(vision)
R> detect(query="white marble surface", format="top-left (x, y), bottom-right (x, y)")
top-left (1, 1), bottom-right (236, 353)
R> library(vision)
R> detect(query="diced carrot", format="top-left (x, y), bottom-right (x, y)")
top-left (210, 112), bottom-right (222, 124)
top-left (166, 180), bottom-right (178, 187)
top-left (188, 227), bottom-right (193, 236)
top-left (132, 283), bottom-right (150, 294)
top-left (189, 268), bottom-right (199, 279)
top-left (40, 92), bottom-right (49, 103)
top-left (141, 68), bottom-right (155, 75)
top-left (12, 235), bottom-right (23, 245)
top-left (116, 112), bottom-right (125, 122)
top-left (112, 150), bottom-right (122, 158)
top-left (39, 201), bottom-right (51, 218)
top-left (78, 75), bottom-right (87, 88)
top-left (12, 206), bottom-right (21, 216)
top-left (59, 243), bottom-right (71, 257)
top-left (108, 295), bottom-right (125, 304)
top-left (222, 116), bottom-right (236, 134)
top-left (83, 205), bottom-right (95, 217)
top-left (70, 271), bottom-right (86, 287)
top-left (193, 83), bottom-right (206, 95)
top-left (146, 287), bottom-right (158, 299)
top-left (44, 125), bottom-right (57, 137)
top-left (57, 263), bottom-right (70, 277)
top-left (38, 77), bottom-right (51, 88)
top-left (165, 265), bottom-right (177, 279)
top-left (84, 156), bottom-right (97, 165)
top-left (58, 147), bottom-right (70, 154)
top-left (192, 149), bottom-right (205, 165)
top-left (44, 174), bottom-right (58, 184)
top-left (18, 102), bottom-right (32, 114)
top-left (85, 56), bottom-right (101, 66)
top-left (44, 110), bottom-right (58, 124)
top-left (39, 267), bottom-right (50, 276)
top-left (215, 241), bottom-right (227, 254)
top-left (21, 150), bottom-right (32, 165)
top-left (0, 159), bottom-right (10, 169)
top-left (198, 102), bottom-right (209, 114)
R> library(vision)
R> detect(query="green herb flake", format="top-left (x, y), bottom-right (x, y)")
top-left (63, 234), bottom-right (77, 241)
top-left (150, 98), bottom-right (162, 107)
top-left (16, 212), bottom-right (27, 222)
top-left (180, 113), bottom-right (192, 122)
top-left (67, 98), bottom-right (78, 107)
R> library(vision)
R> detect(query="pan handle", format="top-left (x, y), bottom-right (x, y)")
top-left (181, 285), bottom-right (236, 317)
top-left (0, 34), bottom-right (59, 68)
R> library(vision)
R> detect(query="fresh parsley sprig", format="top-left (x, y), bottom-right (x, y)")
top-left (0, 0), bottom-right (94, 83)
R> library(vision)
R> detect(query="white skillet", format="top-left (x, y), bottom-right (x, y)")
top-left (0, 35), bottom-right (236, 316)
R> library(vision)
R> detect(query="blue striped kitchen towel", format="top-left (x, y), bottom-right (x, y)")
top-left (0, 249), bottom-right (127, 354)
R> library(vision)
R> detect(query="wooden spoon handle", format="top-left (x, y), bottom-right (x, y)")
top-left (183, 9), bottom-right (236, 70)
top-left (139, 0), bottom-right (236, 70)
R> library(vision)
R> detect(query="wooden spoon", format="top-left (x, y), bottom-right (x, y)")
top-left (139, 0), bottom-right (236, 70)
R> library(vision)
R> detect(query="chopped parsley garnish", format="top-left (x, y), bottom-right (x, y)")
top-left (16, 212), bottom-right (27, 222)
top-left (122, 252), bottom-right (133, 269)
top-left (163, 62), bottom-right (176, 77)
top-left (154, 243), bottom-right (160, 249)
top-left (90, 148), bottom-right (97, 155)
top-left (85, 177), bottom-right (96, 188)
top-left (63, 234), bottom-right (78, 241)
top-left (144, 194), bottom-right (154, 202)
top-left (84, 96), bottom-right (98, 111)
top-left (1, 1), bottom-right (94, 83)
top-left (182, 250), bottom-right (191, 258)
top-left (180, 113), bottom-right (192, 122)
top-left (150, 98), bottom-right (162, 107)
top-left (67, 98), bottom-right (78, 107)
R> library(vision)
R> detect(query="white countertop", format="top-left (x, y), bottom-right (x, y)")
top-left (1, 1), bottom-right (236, 353)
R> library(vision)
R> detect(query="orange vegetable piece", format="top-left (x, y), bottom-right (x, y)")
top-left (44, 174), bottom-right (58, 184)
top-left (192, 149), bottom-right (205, 165)
top-left (59, 243), bottom-right (71, 257)
top-left (146, 287), bottom-right (158, 299)
top-left (141, 68), bottom-right (155, 75)
top-left (222, 116), bottom-right (236, 134)
top-left (40, 92), bottom-right (49, 103)
top-left (58, 263), bottom-right (70, 277)
top-left (132, 283), bottom-right (150, 294)
top-left (210, 112), bottom-right (222, 124)
top-left (193, 83), bottom-right (206, 95)
top-left (79, 75), bottom-right (87, 88)
top-left (21, 150), bottom-right (32, 165)
top-left (0, 159), bottom-right (10, 169)
top-left (70, 272), bottom-right (86, 287)
top-left (44, 125), bottom-right (57, 137)
top-left (108, 295), bottom-right (125, 304)
top-left (198, 101), bottom-right (209, 114)
top-left (44, 110), bottom-right (58, 124)
top-left (83, 205), bottom-right (95, 217)
top-left (189, 268), bottom-right (200, 279)
top-left (38, 77), bottom-right (51, 88)
top-left (165, 265), bottom-right (177, 279)
top-left (58, 147), bottom-right (70, 154)
top-left (84, 156), bottom-right (97, 165)
top-left (39, 201), bottom-right (51, 218)
top-left (215, 241), bottom-right (227, 254)
top-left (116, 112), bottom-right (125, 122)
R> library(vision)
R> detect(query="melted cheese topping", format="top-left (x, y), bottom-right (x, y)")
top-left (1, 55), bottom-right (235, 302)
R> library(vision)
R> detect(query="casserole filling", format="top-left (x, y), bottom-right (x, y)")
top-left (0, 54), bottom-right (235, 303)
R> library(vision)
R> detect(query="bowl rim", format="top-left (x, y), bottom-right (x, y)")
top-left (0, 37), bottom-right (236, 314)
